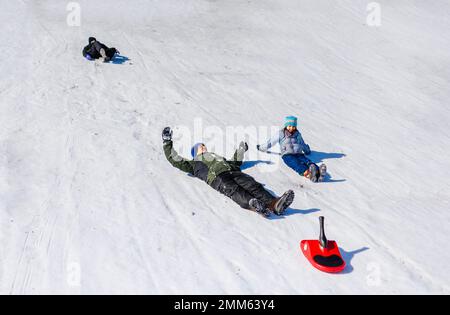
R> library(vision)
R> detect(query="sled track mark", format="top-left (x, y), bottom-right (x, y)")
top-left (122, 31), bottom-right (151, 72)
top-left (151, 182), bottom-right (230, 293)
top-left (122, 195), bottom-right (160, 293)
top-left (9, 230), bottom-right (31, 294)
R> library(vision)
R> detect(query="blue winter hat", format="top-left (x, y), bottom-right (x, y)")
top-left (284, 116), bottom-right (298, 127)
top-left (191, 143), bottom-right (205, 158)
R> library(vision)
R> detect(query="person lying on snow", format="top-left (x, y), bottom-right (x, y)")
top-left (82, 37), bottom-right (119, 62)
top-left (257, 116), bottom-right (327, 182)
top-left (162, 127), bottom-right (295, 218)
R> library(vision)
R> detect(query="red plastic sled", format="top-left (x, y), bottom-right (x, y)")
top-left (300, 217), bottom-right (346, 273)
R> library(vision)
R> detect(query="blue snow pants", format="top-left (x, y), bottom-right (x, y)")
top-left (282, 154), bottom-right (316, 176)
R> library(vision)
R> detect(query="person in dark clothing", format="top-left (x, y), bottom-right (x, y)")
top-left (82, 37), bottom-right (119, 62)
top-left (162, 127), bottom-right (295, 218)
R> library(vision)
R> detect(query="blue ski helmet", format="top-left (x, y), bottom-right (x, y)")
top-left (191, 143), bottom-right (205, 158)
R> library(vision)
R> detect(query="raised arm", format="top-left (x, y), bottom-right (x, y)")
top-left (257, 132), bottom-right (281, 152)
top-left (162, 127), bottom-right (195, 174)
top-left (230, 141), bottom-right (248, 167)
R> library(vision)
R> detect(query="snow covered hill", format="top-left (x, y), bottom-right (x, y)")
top-left (1, 0), bottom-right (449, 294)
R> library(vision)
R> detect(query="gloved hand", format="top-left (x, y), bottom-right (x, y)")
top-left (162, 127), bottom-right (173, 142)
top-left (239, 141), bottom-right (249, 152)
top-left (256, 144), bottom-right (261, 151)
top-left (304, 144), bottom-right (311, 155)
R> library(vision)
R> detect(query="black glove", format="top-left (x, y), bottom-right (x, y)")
top-left (239, 141), bottom-right (249, 152)
top-left (256, 144), bottom-right (261, 151)
top-left (162, 127), bottom-right (173, 142)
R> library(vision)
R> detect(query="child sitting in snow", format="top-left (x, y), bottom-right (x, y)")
top-left (257, 116), bottom-right (327, 182)
top-left (82, 37), bottom-right (119, 62)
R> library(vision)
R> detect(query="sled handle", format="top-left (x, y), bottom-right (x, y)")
top-left (319, 216), bottom-right (328, 249)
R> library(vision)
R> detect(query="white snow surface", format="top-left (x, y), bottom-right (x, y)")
top-left (1, 0), bottom-right (450, 294)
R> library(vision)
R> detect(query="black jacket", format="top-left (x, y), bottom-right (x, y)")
top-left (82, 41), bottom-right (108, 59)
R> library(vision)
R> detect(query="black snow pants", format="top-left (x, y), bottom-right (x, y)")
top-left (104, 47), bottom-right (118, 59)
top-left (210, 171), bottom-right (276, 209)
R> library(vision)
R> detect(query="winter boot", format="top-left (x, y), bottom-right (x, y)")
top-left (318, 164), bottom-right (327, 182)
top-left (249, 198), bottom-right (271, 218)
top-left (308, 164), bottom-right (319, 183)
top-left (270, 190), bottom-right (295, 216)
